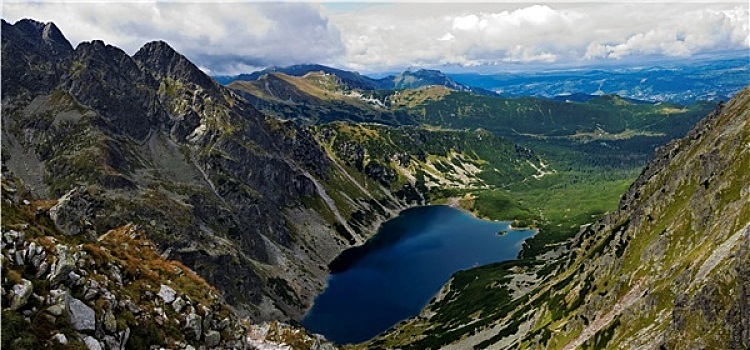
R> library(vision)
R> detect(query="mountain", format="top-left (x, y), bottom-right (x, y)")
top-left (226, 63), bottom-right (389, 90)
top-left (4, 18), bottom-right (746, 350)
top-left (223, 64), bottom-right (496, 96)
top-left (362, 87), bottom-right (750, 349)
top-left (388, 69), bottom-right (497, 96)
top-left (1, 18), bottom-right (414, 326)
top-left (1, 19), bottom-right (545, 348)
top-left (229, 68), bottom-right (714, 175)
top-left (1, 19), bottom-right (73, 99)
top-left (228, 71), bottom-right (416, 125)
top-left (552, 92), bottom-right (654, 105)
top-left (450, 56), bottom-right (750, 104)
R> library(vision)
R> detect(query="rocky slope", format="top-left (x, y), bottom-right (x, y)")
top-left (365, 87), bottom-right (750, 349)
top-left (1, 18), bottom-right (413, 322)
top-left (1, 168), bottom-right (337, 349)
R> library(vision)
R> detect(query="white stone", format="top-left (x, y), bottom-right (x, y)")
top-left (158, 284), bottom-right (176, 304)
top-left (83, 336), bottom-right (102, 350)
top-left (53, 333), bottom-right (68, 345)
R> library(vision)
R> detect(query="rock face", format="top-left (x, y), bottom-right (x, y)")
top-left (1, 18), bottom-right (406, 321)
top-left (48, 187), bottom-right (97, 236)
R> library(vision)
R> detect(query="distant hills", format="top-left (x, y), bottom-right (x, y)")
top-left (226, 64), bottom-right (387, 90)
top-left (227, 66), bottom-right (713, 154)
top-left (451, 56), bottom-right (750, 104)
top-left (216, 57), bottom-right (749, 104)
top-left (217, 64), bottom-right (496, 96)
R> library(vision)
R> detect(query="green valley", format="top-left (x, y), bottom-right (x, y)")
top-left (2, 13), bottom-right (747, 350)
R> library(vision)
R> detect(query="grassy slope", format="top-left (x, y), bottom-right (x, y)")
top-left (361, 88), bottom-right (749, 350)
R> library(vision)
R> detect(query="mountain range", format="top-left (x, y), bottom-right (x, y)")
top-left (218, 64), bottom-right (496, 96)
top-left (2, 18), bottom-right (748, 350)
top-left (217, 56), bottom-right (749, 105)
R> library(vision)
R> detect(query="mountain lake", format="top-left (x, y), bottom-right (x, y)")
top-left (300, 205), bottom-right (535, 344)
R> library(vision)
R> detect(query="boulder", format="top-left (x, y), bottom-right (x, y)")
top-left (52, 333), bottom-right (68, 345)
top-left (103, 335), bottom-right (120, 350)
top-left (119, 327), bottom-right (131, 350)
top-left (83, 335), bottom-right (102, 350)
top-left (68, 271), bottom-right (81, 283)
top-left (216, 317), bottom-right (230, 331)
top-left (49, 187), bottom-right (96, 236)
top-left (171, 296), bottom-right (186, 313)
top-left (15, 249), bottom-right (25, 265)
top-left (35, 261), bottom-right (49, 278)
top-left (158, 284), bottom-right (176, 304)
top-left (47, 304), bottom-right (65, 316)
top-left (201, 305), bottom-right (212, 335)
top-left (10, 279), bottom-right (33, 310)
top-left (68, 297), bottom-right (96, 331)
top-left (3, 230), bottom-right (23, 245)
top-left (50, 244), bottom-right (76, 285)
top-left (26, 242), bottom-right (37, 261)
top-left (104, 328), bottom-right (130, 350)
top-left (205, 330), bottom-right (221, 347)
top-left (83, 287), bottom-right (98, 301)
top-left (31, 251), bottom-right (46, 269)
top-left (48, 288), bottom-right (68, 314)
top-left (184, 312), bottom-right (202, 340)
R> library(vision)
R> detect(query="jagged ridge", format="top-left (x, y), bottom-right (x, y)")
top-left (1, 18), bottom-right (411, 324)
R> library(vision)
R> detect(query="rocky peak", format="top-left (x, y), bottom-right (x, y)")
top-left (1, 19), bottom-right (73, 98)
top-left (62, 39), bottom-right (164, 140)
top-left (133, 40), bottom-right (218, 93)
top-left (6, 18), bottom-right (73, 59)
top-left (70, 39), bottom-right (149, 84)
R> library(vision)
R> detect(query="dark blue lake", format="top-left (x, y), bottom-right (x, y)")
top-left (300, 205), bottom-right (535, 344)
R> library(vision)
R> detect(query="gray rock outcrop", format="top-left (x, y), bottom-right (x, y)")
top-left (68, 297), bottom-right (96, 331)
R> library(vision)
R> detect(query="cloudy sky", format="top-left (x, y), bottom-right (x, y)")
top-left (3, 1), bottom-right (748, 75)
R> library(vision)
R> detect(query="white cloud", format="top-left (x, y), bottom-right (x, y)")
top-left (582, 6), bottom-right (749, 60)
top-left (3, 2), bottom-right (748, 74)
top-left (452, 14), bottom-right (482, 31)
top-left (3, 2), bottom-right (344, 75)
top-left (438, 32), bottom-right (455, 41)
top-left (327, 3), bottom-right (749, 72)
